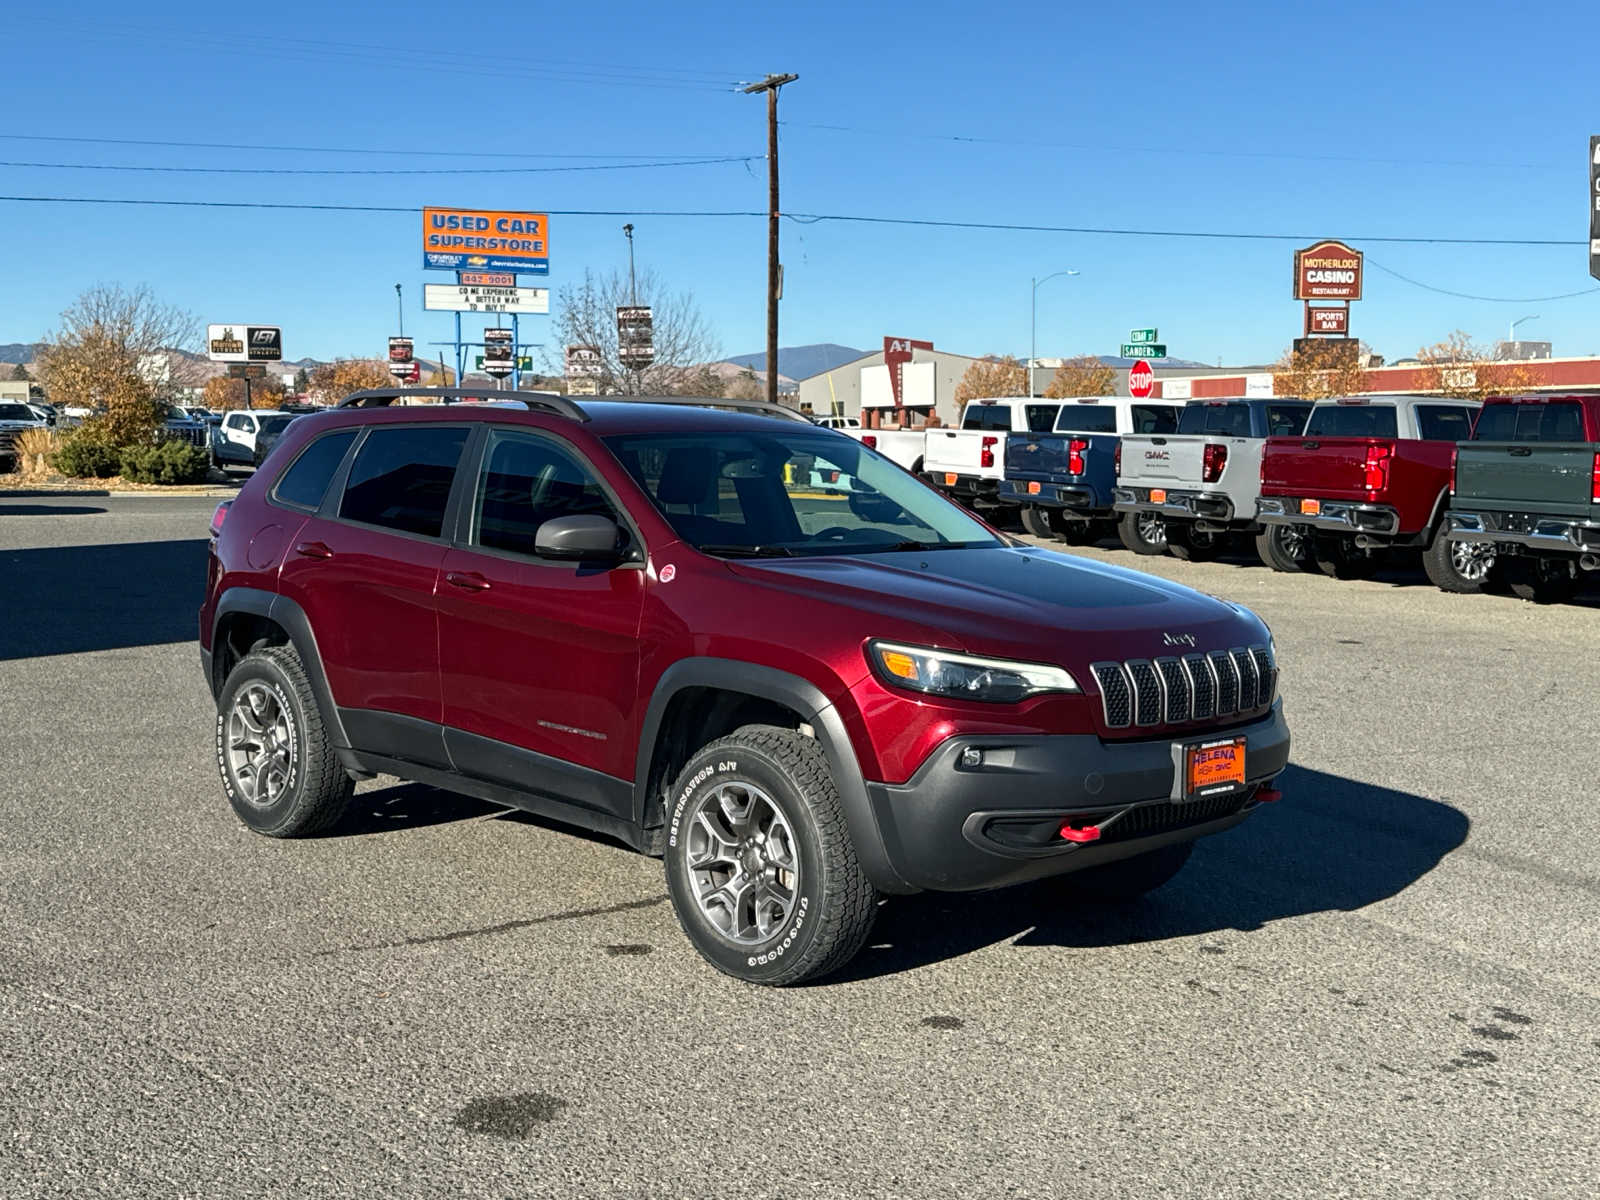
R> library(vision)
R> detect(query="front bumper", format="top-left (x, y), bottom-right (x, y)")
top-left (997, 478), bottom-right (1100, 511)
top-left (1446, 510), bottom-right (1600, 555)
top-left (1113, 486), bottom-right (1236, 524)
top-left (1257, 496), bottom-right (1401, 536)
top-left (863, 703), bottom-right (1290, 891)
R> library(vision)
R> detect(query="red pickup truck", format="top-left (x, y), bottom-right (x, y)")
top-left (1254, 395), bottom-right (1481, 587)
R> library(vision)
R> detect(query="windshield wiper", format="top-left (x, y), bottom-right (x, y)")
top-left (696, 543), bottom-right (797, 558)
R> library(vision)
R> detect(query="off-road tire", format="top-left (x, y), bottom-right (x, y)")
top-left (663, 725), bottom-right (878, 986)
top-left (1311, 534), bottom-right (1378, 581)
top-left (1059, 841), bottom-right (1195, 901)
top-left (1019, 505), bottom-right (1053, 539)
top-left (1503, 557), bottom-right (1579, 604)
top-left (215, 645), bottom-right (353, 838)
top-left (1421, 524), bottom-right (1493, 594)
top-left (1255, 524), bottom-right (1307, 573)
top-left (1167, 525), bottom-right (1221, 562)
top-left (1117, 510), bottom-right (1167, 556)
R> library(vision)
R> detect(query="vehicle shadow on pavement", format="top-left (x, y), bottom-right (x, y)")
top-left (0, 504), bottom-right (109, 516)
top-left (324, 782), bottom-right (506, 837)
top-left (0, 538), bottom-right (211, 660)
top-left (832, 764), bottom-right (1470, 983)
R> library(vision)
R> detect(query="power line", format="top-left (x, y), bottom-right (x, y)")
top-left (0, 132), bottom-right (747, 161)
top-left (0, 156), bottom-right (761, 177)
top-left (780, 120), bottom-right (1567, 173)
top-left (0, 195), bottom-right (763, 217)
top-left (1365, 258), bottom-right (1600, 303)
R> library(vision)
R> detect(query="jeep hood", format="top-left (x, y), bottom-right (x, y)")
top-left (727, 546), bottom-right (1266, 664)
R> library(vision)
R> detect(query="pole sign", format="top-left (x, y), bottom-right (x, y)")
top-left (1121, 343), bottom-right (1167, 359)
top-left (617, 306), bottom-right (654, 370)
top-left (476, 355), bottom-right (535, 372)
top-left (883, 336), bottom-right (934, 408)
top-left (1306, 307), bottom-right (1349, 335)
top-left (1127, 359), bottom-right (1156, 399)
top-left (1293, 240), bottom-right (1363, 300)
top-left (423, 207), bottom-right (550, 274)
top-left (388, 336), bottom-right (414, 379)
top-left (482, 328), bottom-right (514, 377)
top-left (226, 364), bottom-right (267, 379)
top-left (565, 345), bottom-right (604, 378)
top-left (1590, 136), bottom-right (1600, 281)
top-left (424, 283), bottom-right (549, 314)
top-left (1128, 328), bottom-right (1158, 344)
top-left (207, 324), bottom-right (282, 363)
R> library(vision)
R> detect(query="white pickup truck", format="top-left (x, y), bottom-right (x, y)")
top-left (1111, 398), bottom-right (1312, 559)
top-left (843, 426), bottom-right (928, 476)
top-left (921, 397), bottom-right (1062, 509)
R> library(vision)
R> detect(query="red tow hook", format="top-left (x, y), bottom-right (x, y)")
top-left (1255, 785), bottom-right (1283, 803)
top-left (1059, 822), bottom-right (1102, 843)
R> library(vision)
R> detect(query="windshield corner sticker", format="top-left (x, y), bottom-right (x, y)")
top-left (659, 563), bottom-right (677, 584)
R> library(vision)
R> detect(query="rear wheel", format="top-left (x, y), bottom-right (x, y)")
top-left (1311, 534), bottom-right (1379, 581)
top-left (1255, 523), bottom-right (1308, 573)
top-left (1018, 505), bottom-right (1053, 539)
top-left (1503, 556), bottom-right (1579, 604)
top-left (1059, 842), bottom-right (1195, 901)
top-left (1117, 510), bottom-right (1168, 556)
top-left (1167, 525), bottom-right (1222, 562)
top-left (1422, 525), bottom-right (1495, 594)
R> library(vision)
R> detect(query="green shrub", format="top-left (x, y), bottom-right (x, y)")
top-left (119, 439), bottom-right (210, 485)
top-left (51, 434), bottom-right (123, 478)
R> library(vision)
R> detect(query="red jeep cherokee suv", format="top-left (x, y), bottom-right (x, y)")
top-left (199, 389), bottom-right (1290, 984)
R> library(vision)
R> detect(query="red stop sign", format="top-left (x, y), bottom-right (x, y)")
top-left (1128, 358), bottom-right (1155, 398)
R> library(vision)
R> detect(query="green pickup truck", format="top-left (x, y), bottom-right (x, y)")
top-left (1444, 394), bottom-right (1600, 602)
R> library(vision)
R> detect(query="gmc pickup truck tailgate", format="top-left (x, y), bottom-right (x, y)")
top-left (1261, 436), bottom-right (1388, 500)
top-left (1117, 435), bottom-right (1207, 486)
top-left (1455, 443), bottom-right (1598, 517)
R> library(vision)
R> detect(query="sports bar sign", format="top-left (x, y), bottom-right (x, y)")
top-left (423, 207), bottom-right (550, 274)
top-left (1293, 240), bottom-right (1363, 300)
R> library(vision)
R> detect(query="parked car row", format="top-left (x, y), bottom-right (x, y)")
top-left (857, 392), bottom-right (1599, 604)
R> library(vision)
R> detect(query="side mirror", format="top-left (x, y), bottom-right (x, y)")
top-left (534, 514), bottom-right (624, 561)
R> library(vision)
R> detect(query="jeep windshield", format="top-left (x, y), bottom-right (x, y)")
top-left (604, 430), bottom-right (1002, 557)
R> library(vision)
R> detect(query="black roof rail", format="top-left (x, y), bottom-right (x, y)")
top-left (337, 386), bottom-right (589, 421)
top-left (581, 395), bottom-right (814, 423)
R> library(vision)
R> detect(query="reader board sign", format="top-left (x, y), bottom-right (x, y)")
top-left (424, 207), bottom-right (549, 274)
top-left (423, 283), bottom-right (549, 314)
top-left (208, 324), bottom-right (282, 362)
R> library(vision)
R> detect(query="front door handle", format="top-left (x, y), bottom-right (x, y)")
top-left (1302, 441), bottom-right (1321, 450)
top-left (445, 571), bottom-right (492, 592)
top-left (294, 541), bottom-right (333, 560)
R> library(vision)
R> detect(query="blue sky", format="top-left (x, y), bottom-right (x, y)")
top-left (5, 0), bottom-right (1599, 370)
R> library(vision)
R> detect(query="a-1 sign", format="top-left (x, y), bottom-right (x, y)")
top-left (1127, 359), bottom-right (1156, 399)
top-left (1121, 343), bottom-right (1168, 359)
top-left (1127, 328), bottom-right (1158, 344)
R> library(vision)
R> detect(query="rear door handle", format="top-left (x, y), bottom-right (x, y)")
top-left (1302, 441), bottom-right (1320, 449)
top-left (1508, 446), bottom-right (1532, 456)
top-left (293, 541), bottom-right (333, 560)
top-left (445, 571), bottom-right (492, 592)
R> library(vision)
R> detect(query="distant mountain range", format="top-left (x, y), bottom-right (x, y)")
top-left (725, 344), bottom-right (865, 380)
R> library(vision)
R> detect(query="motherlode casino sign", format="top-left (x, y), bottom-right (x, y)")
top-left (1293, 240), bottom-right (1363, 301)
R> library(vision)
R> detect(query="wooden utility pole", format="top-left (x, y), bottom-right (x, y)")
top-left (742, 73), bottom-right (798, 407)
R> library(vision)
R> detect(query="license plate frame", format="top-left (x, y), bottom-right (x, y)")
top-left (1150, 488), bottom-right (1168, 504)
top-left (1300, 498), bottom-right (1322, 516)
top-left (1182, 736), bottom-right (1247, 801)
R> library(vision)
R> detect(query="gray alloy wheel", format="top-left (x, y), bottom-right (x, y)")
top-left (682, 780), bottom-right (801, 945)
top-left (224, 682), bottom-right (295, 808)
top-left (1118, 510), bottom-right (1168, 555)
top-left (1450, 540), bottom-right (1496, 583)
top-left (1138, 512), bottom-right (1167, 549)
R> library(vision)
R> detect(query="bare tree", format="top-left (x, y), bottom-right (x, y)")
top-left (953, 356), bottom-right (1027, 413)
top-left (1043, 354), bottom-right (1115, 398)
top-left (1415, 330), bottom-right (1537, 401)
top-left (548, 268), bottom-right (720, 395)
top-left (1272, 340), bottom-right (1370, 400)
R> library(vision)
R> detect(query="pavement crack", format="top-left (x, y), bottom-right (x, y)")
top-left (322, 894), bottom-right (669, 956)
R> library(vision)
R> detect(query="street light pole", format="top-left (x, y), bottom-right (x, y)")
top-left (623, 223), bottom-right (636, 305)
top-left (395, 283), bottom-right (404, 337)
top-left (742, 72), bottom-right (799, 407)
top-left (1029, 269), bottom-right (1079, 397)
top-left (1508, 314), bottom-right (1539, 347)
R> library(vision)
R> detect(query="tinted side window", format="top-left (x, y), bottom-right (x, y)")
top-left (273, 430), bottom-right (356, 511)
top-left (1304, 405), bottom-right (1398, 438)
top-left (1474, 401), bottom-right (1586, 442)
top-left (1130, 404), bottom-right (1179, 434)
top-left (1541, 401), bottom-right (1585, 441)
top-left (1473, 404), bottom-right (1516, 441)
top-left (1054, 406), bottom-right (1117, 433)
top-left (1024, 404), bottom-right (1060, 433)
top-left (1184, 404), bottom-right (1251, 437)
top-left (1415, 406), bottom-right (1475, 442)
top-left (962, 404), bottom-right (1012, 431)
top-left (1266, 404), bottom-right (1313, 436)
top-left (472, 432), bottom-right (616, 557)
top-left (339, 426), bottom-right (469, 538)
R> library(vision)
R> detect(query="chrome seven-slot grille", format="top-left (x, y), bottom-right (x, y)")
top-left (1090, 645), bottom-right (1276, 730)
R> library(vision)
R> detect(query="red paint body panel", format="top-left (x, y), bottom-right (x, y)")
top-left (1261, 436), bottom-right (1455, 533)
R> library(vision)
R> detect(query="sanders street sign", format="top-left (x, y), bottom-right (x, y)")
top-left (1121, 343), bottom-right (1167, 359)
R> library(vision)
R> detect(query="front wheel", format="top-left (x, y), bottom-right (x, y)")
top-left (1117, 510), bottom-right (1168, 556)
top-left (1503, 556), bottom-right (1579, 604)
top-left (1255, 523), bottom-right (1308, 573)
top-left (1422, 526), bottom-right (1495, 594)
top-left (664, 725), bottom-right (878, 986)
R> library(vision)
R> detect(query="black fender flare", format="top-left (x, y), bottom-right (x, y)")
top-left (211, 587), bottom-right (350, 750)
top-left (1424, 487), bottom-right (1452, 542)
top-left (634, 657), bottom-right (916, 894)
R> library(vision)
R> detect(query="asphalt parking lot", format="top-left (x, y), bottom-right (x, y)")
top-left (3, 492), bottom-right (1598, 1199)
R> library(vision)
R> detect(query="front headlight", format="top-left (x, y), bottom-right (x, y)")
top-left (868, 640), bottom-right (1079, 704)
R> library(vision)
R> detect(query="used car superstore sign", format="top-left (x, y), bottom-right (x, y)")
top-left (423, 207), bottom-right (550, 274)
